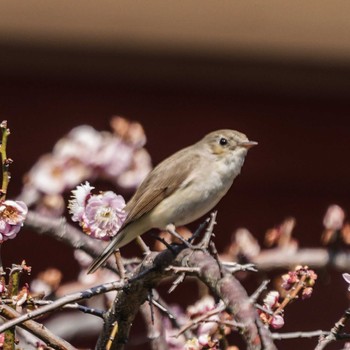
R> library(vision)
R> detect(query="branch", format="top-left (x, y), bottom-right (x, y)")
top-left (272, 330), bottom-right (330, 340)
top-left (315, 308), bottom-right (350, 350)
top-left (0, 280), bottom-right (124, 333)
top-left (0, 304), bottom-right (77, 350)
top-left (96, 245), bottom-right (276, 350)
top-left (253, 247), bottom-right (350, 271)
top-left (139, 302), bottom-right (169, 350)
top-left (24, 210), bottom-right (140, 272)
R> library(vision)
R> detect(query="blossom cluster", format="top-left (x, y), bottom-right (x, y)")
top-left (281, 265), bottom-right (317, 298)
top-left (20, 117), bottom-right (152, 216)
top-left (258, 291), bottom-right (284, 329)
top-left (164, 296), bottom-right (236, 350)
top-left (259, 265), bottom-right (318, 330)
top-left (68, 182), bottom-right (127, 240)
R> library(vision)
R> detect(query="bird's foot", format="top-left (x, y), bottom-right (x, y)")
top-left (166, 224), bottom-right (202, 250)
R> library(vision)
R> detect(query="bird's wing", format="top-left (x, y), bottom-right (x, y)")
top-left (87, 147), bottom-right (201, 274)
top-left (121, 147), bottom-right (200, 228)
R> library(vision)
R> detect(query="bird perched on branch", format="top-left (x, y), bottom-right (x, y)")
top-left (88, 129), bottom-right (257, 274)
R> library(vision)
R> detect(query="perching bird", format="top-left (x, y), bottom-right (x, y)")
top-left (88, 129), bottom-right (257, 273)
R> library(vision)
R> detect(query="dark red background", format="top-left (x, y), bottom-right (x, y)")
top-left (1, 46), bottom-right (350, 349)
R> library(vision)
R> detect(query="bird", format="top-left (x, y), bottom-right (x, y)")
top-left (88, 129), bottom-right (257, 274)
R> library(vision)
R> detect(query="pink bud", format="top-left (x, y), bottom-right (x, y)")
top-left (271, 314), bottom-right (284, 329)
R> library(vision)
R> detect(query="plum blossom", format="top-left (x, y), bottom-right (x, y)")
top-left (343, 273), bottom-right (350, 291)
top-left (21, 120), bottom-right (152, 217)
top-left (323, 204), bottom-right (345, 230)
top-left (234, 228), bottom-right (260, 259)
top-left (68, 182), bottom-right (95, 222)
top-left (0, 200), bottom-right (28, 242)
top-left (54, 125), bottom-right (103, 167)
top-left (263, 291), bottom-right (280, 309)
top-left (270, 314), bottom-right (285, 329)
top-left (187, 295), bottom-right (215, 318)
top-left (184, 338), bottom-right (200, 350)
top-left (68, 182), bottom-right (127, 240)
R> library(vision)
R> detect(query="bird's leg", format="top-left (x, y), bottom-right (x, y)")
top-left (136, 236), bottom-right (151, 255)
top-left (151, 232), bottom-right (177, 254)
top-left (113, 249), bottom-right (126, 280)
top-left (166, 224), bottom-right (196, 249)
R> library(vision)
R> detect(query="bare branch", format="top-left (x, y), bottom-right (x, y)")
top-left (315, 308), bottom-right (350, 350)
top-left (0, 304), bottom-right (77, 350)
top-left (0, 280), bottom-right (124, 333)
top-left (272, 330), bottom-right (330, 340)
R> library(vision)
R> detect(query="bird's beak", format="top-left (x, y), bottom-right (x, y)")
top-left (239, 140), bottom-right (258, 149)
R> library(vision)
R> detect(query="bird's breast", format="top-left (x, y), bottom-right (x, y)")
top-left (149, 158), bottom-right (240, 228)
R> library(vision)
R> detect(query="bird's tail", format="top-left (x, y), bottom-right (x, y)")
top-left (87, 229), bottom-right (129, 274)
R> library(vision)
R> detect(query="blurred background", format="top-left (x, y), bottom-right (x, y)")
top-left (0, 1), bottom-right (350, 349)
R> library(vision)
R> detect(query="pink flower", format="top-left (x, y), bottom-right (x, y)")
top-left (28, 155), bottom-right (91, 195)
top-left (263, 291), bottom-right (280, 309)
top-left (99, 136), bottom-right (134, 178)
top-left (343, 273), bottom-right (350, 291)
top-left (302, 287), bottom-right (313, 299)
top-left (68, 182), bottom-right (95, 222)
top-left (0, 200), bottom-right (28, 242)
top-left (234, 228), bottom-right (260, 259)
top-left (54, 125), bottom-right (103, 167)
top-left (69, 182), bottom-right (127, 240)
top-left (323, 204), bottom-right (345, 230)
top-left (184, 338), bottom-right (200, 350)
top-left (281, 272), bottom-right (298, 290)
top-left (187, 296), bottom-right (215, 318)
top-left (270, 314), bottom-right (284, 329)
top-left (116, 148), bottom-right (152, 189)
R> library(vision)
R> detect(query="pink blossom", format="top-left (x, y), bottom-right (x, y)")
top-left (198, 334), bottom-right (210, 346)
top-left (323, 204), bottom-right (345, 230)
top-left (343, 273), bottom-right (350, 291)
top-left (197, 318), bottom-right (219, 336)
top-left (187, 296), bottom-right (215, 318)
top-left (184, 338), bottom-right (200, 350)
top-left (99, 136), bottom-right (134, 177)
top-left (270, 314), bottom-right (284, 329)
top-left (0, 200), bottom-right (28, 242)
top-left (234, 228), bottom-right (260, 259)
top-left (68, 182), bottom-right (95, 222)
top-left (116, 148), bottom-right (152, 189)
top-left (54, 125), bottom-right (103, 166)
top-left (263, 291), bottom-right (280, 309)
top-left (281, 272), bottom-right (298, 290)
top-left (69, 182), bottom-right (127, 240)
top-left (28, 155), bottom-right (91, 195)
top-left (302, 287), bottom-right (313, 299)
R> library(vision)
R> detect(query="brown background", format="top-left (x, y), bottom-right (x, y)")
top-left (1, 2), bottom-right (350, 349)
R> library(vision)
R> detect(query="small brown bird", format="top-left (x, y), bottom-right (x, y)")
top-left (88, 129), bottom-right (257, 273)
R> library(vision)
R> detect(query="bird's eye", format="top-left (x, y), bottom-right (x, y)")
top-left (219, 137), bottom-right (228, 146)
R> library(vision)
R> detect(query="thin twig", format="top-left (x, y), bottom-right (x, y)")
top-left (272, 330), bottom-right (330, 340)
top-left (0, 120), bottom-right (11, 201)
top-left (222, 262), bottom-right (257, 273)
top-left (200, 211), bottom-right (217, 249)
top-left (315, 308), bottom-right (350, 350)
top-left (250, 280), bottom-right (270, 304)
top-left (209, 240), bottom-right (225, 278)
top-left (148, 289), bottom-right (155, 325)
top-left (0, 280), bottom-right (124, 333)
top-left (0, 304), bottom-right (77, 350)
top-left (176, 302), bottom-right (226, 337)
top-left (168, 273), bottom-right (186, 294)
